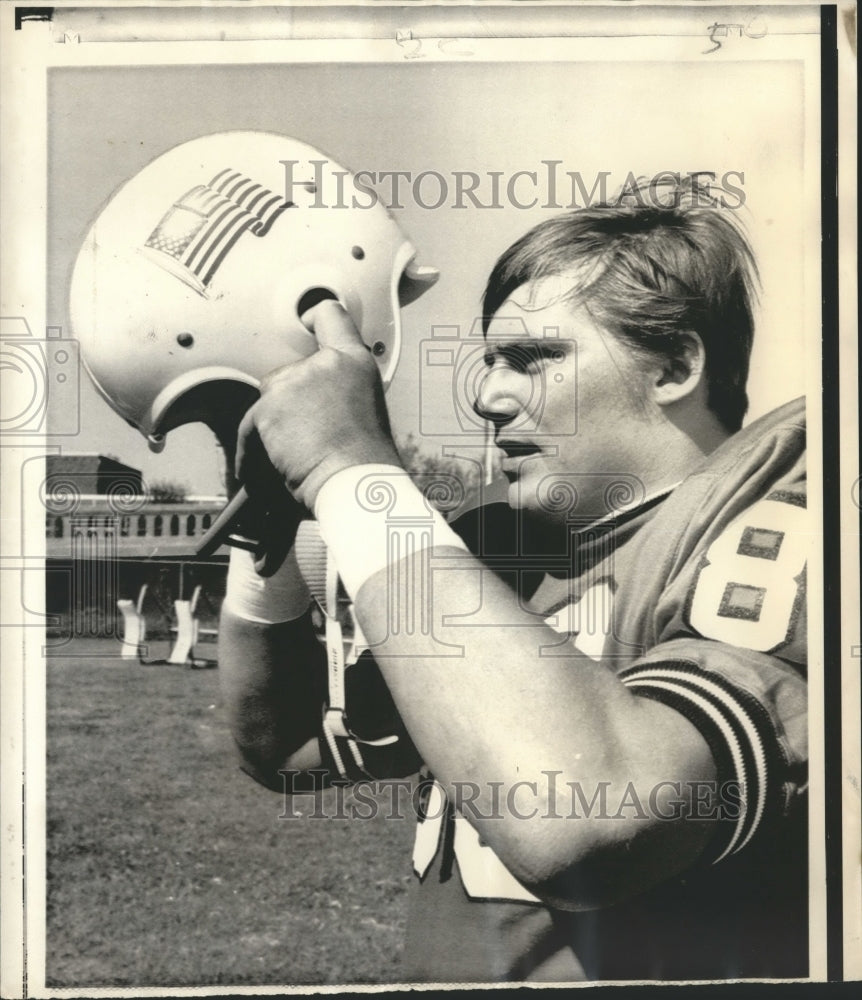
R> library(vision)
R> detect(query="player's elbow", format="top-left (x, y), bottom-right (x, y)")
top-left (236, 753), bottom-right (289, 793)
top-left (476, 767), bottom-right (718, 909)
top-left (493, 810), bottom-right (715, 911)
top-left (233, 735), bottom-right (328, 794)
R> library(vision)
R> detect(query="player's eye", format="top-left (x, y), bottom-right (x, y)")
top-left (496, 343), bottom-right (552, 372)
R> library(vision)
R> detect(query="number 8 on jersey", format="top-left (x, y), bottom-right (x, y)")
top-left (690, 496), bottom-right (808, 653)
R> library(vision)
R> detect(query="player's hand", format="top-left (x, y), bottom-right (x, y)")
top-left (236, 301), bottom-right (403, 512)
top-left (205, 408), bottom-right (306, 576)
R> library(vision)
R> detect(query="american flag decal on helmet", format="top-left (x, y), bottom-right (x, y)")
top-left (143, 168), bottom-right (293, 292)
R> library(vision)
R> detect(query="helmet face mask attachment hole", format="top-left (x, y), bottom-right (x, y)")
top-left (176, 332), bottom-right (194, 348)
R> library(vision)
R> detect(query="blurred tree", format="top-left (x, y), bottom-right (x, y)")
top-left (148, 480), bottom-right (188, 503)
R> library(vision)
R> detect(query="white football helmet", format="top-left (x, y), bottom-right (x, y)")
top-left (69, 130), bottom-right (438, 450)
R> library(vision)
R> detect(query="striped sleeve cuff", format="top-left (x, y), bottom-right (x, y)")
top-left (619, 659), bottom-right (786, 864)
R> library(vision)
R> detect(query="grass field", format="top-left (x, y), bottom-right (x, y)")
top-left (46, 639), bottom-right (416, 988)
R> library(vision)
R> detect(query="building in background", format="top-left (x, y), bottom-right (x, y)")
top-left (44, 454), bottom-right (228, 647)
top-left (44, 453), bottom-right (144, 497)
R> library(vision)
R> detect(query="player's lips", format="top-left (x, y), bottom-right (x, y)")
top-left (496, 440), bottom-right (542, 475)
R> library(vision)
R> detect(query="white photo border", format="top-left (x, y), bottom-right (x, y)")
top-left (0, 2), bottom-right (857, 994)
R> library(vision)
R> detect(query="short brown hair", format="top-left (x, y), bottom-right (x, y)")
top-left (482, 177), bottom-right (759, 431)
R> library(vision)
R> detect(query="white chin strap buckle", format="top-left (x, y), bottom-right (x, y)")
top-left (323, 707), bottom-right (351, 741)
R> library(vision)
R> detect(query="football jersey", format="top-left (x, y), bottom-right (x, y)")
top-left (402, 397), bottom-right (808, 982)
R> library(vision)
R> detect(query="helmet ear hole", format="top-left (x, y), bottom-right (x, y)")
top-left (297, 287), bottom-right (339, 328)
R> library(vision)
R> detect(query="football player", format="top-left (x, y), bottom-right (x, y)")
top-left (220, 177), bottom-right (808, 981)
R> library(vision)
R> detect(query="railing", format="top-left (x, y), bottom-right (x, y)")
top-left (44, 497), bottom-right (228, 558)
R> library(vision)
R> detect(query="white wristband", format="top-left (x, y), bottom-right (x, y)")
top-left (223, 545), bottom-right (311, 625)
top-left (313, 464), bottom-right (469, 599)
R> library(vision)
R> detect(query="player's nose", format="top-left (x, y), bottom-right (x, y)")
top-left (472, 367), bottom-right (521, 426)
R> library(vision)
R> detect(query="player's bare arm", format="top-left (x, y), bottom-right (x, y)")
top-left (219, 595), bottom-right (326, 790)
top-left (214, 419), bottom-right (329, 788)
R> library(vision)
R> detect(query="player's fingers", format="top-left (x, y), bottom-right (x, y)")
top-left (234, 404), bottom-right (259, 484)
top-left (258, 362), bottom-right (298, 394)
top-left (301, 299), bottom-right (370, 357)
top-left (236, 401), bottom-right (288, 493)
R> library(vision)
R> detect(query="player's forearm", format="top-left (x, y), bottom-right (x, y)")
top-left (219, 547), bottom-right (327, 789)
top-left (353, 554), bottom-right (717, 905)
top-left (309, 466), bottom-right (718, 899)
top-left (218, 607), bottom-right (327, 788)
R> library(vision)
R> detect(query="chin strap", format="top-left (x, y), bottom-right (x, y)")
top-left (294, 520), bottom-right (398, 782)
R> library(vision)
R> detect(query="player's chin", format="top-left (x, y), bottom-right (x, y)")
top-left (508, 472), bottom-right (574, 527)
top-left (507, 476), bottom-right (541, 515)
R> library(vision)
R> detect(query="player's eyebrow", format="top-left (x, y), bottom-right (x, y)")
top-left (484, 339), bottom-right (569, 357)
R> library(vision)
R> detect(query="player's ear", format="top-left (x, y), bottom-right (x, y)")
top-left (652, 331), bottom-right (706, 406)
